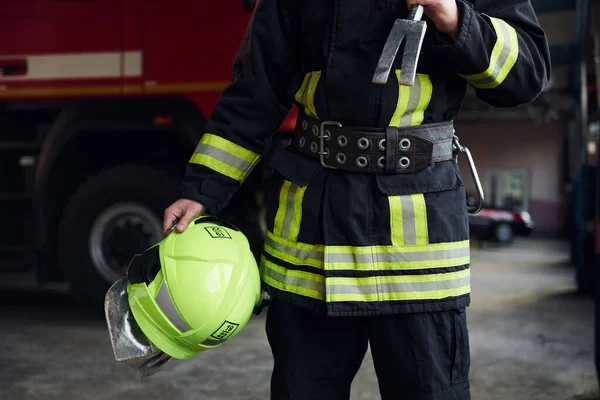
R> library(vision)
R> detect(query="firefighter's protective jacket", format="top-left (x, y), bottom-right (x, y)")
top-left (180, 0), bottom-right (551, 316)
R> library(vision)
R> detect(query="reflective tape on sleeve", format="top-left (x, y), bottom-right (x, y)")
top-left (155, 281), bottom-right (191, 333)
top-left (459, 17), bottom-right (519, 89)
top-left (189, 133), bottom-right (260, 182)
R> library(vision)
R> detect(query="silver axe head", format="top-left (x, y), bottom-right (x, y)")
top-left (372, 4), bottom-right (427, 86)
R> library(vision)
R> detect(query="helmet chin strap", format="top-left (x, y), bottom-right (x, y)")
top-left (104, 278), bottom-right (172, 380)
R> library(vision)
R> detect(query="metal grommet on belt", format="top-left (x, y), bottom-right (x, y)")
top-left (323, 129), bottom-right (331, 141)
top-left (299, 136), bottom-right (306, 148)
top-left (357, 137), bottom-right (370, 150)
top-left (377, 156), bottom-right (385, 168)
top-left (312, 125), bottom-right (319, 137)
top-left (398, 156), bottom-right (410, 169)
top-left (310, 142), bottom-right (318, 153)
top-left (399, 138), bottom-right (411, 151)
top-left (378, 139), bottom-right (386, 151)
top-left (336, 153), bottom-right (347, 164)
top-left (338, 135), bottom-right (348, 147)
top-left (302, 120), bottom-right (308, 131)
top-left (356, 156), bottom-right (369, 168)
top-left (321, 147), bottom-right (330, 158)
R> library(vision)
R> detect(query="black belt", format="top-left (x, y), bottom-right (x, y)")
top-left (289, 114), bottom-right (456, 174)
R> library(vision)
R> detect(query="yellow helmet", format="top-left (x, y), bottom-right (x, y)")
top-left (105, 216), bottom-right (261, 377)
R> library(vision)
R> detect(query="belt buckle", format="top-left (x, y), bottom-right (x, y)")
top-left (319, 121), bottom-right (342, 169)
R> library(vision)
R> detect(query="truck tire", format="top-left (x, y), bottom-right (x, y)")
top-left (57, 164), bottom-right (179, 310)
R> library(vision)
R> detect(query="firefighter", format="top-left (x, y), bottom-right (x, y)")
top-left (163, 0), bottom-right (550, 398)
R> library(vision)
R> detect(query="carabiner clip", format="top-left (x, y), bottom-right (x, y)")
top-left (453, 136), bottom-right (484, 214)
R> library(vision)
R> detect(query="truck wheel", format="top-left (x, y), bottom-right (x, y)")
top-left (57, 165), bottom-right (179, 309)
top-left (493, 222), bottom-right (514, 245)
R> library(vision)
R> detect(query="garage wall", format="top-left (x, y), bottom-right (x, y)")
top-left (454, 121), bottom-right (569, 236)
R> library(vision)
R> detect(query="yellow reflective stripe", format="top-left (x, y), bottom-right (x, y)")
top-left (389, 70), bottom-right (433, 127)
top-left (459, 17), bottom-right (519, 89)
top-left (289, 185), bottom-right (307, 241)
top-left (265, 230), bottom-right (468, 271)
top-left (294, 71), bottom-right (321, 119)
top-left (389, 194), bottom-right (429, 246)
top-left (273, 181), bottom-right (291, 237)
top-left (265, 231), bottom-right (325, 268)
top-left (327, 269), bottom-right (470, 302)
top-left (327, 285), bottom-right (471, 302)
top-left (412, 194), bottom-right (429, 245)
top-left (260, 256), bottom-right (325, 300)
top-left (189, 154), bottom-right (248, 181)
top-left (199, 134), bottom-right (259, 164)
top-left (294, 74), bottom-right (310, 104)
top-left (389, 196), bottom-right (404, 245)
top-left (189, 134), bottom-right (260, 182)
top-left (413, 74), bottom-right (433, 126)
top-left (272, 181), bottom-right (307, 240)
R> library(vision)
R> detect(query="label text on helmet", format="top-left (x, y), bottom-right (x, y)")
top-left (205, 226), bottom-right (232, 239)
top-left (210, 321), bottom-right (240, 341)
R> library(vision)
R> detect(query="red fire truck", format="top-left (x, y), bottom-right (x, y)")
top-left (1, 0), bottom-right (295, 307)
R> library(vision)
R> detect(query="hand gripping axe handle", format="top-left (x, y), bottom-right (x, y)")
top-left (372, 4), bottom-right (427, 86)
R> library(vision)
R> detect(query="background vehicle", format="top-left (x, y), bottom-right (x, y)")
top-left (467, 195), bottom-right (534, 244)
top-left (468, 207), bottom-right (535, 244)
top-left (0, 0), bottom-right (293, 308)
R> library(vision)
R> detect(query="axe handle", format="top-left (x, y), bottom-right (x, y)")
top-left (407, 4), bottom-right (425, 21)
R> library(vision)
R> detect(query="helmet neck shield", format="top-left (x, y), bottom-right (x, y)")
top-left (104, 277), bottom-right (172, 379)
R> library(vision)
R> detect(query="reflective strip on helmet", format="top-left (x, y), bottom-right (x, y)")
top-left (260, 256), bottom-right (325, 300)
top-left (155, 282), bottom-right (191, 333)
top-left (189, 133), bottom-right (260, 182)
top-left (389, 72), bottom-right (433, 127)
top-left (294, 71), bottom-right (321, 119)
top-left (272, 181), bottom-right (307, 241)
top-left (389, 194), bottom-right (429, 246)
top-left (326, 269), bottom-right (471, 302)
top-left (459, 17), bottom-right (519, 89)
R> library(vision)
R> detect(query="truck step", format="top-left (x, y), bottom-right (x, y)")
top-left (0, 141), bottom-right (41, 151)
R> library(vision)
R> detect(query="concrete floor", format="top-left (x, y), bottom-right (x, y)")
top-left (0, 238), bottom-right (598, 400)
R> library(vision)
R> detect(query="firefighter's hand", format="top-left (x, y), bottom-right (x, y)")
top-left (163, 199), bottom-right (206, 236)
top-left (405, 0), bottom-right (460, 41)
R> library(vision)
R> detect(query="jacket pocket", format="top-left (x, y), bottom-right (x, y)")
top-left (265, 147), bottom-right (325, 242)
top-left (378, 160), bottom-right (469, 245)
top-left (451, 308), bottom-right (471, 384)
top-left (268, 147), bottom-right (324, 187)
top-left (376, 159), bottom-right (463, 196)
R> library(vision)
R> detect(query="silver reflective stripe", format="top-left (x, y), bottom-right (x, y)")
top-left (280, 184), bottom-right (299, 239)
top-left (194, 143), bottom-right (255, 175)
top-left (155, 282), bottom-right (190, 332)
top-left (264, 234), bottom-right (325, 264)
top-left (326, 246), bottom-right (470, 264)
top-left (399, 74), bottom-right (423, 127)
top-left (262, 262), bottom-right (325, 294)
top-left (401, 195), bottom-right (417, 245)
top-left (330, 276), bottom-right (471, 295)
top-left (467, 20), bottom-right (514, 87)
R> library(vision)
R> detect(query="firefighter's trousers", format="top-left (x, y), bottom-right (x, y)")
top-left (266, 299), bottom-right (471, 400)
